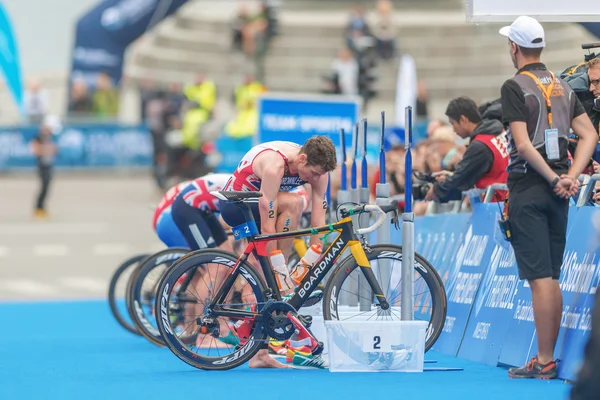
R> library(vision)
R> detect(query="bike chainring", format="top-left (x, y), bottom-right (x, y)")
top-left (260, 301), bottom-right (296, 340)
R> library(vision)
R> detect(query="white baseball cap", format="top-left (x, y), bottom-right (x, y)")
top-left (499, 16), bottom-right (545, 49)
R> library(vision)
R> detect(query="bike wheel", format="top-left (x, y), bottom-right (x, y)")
top-left (108, 254), bottom-right (148, 335)
top-left (127, 247), bottom-right (190, 347)
top-left (156, 249), bottom-right (268, 370)
top-left (323, 244), bottom-right (447, 352)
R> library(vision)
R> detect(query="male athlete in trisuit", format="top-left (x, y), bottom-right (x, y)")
top-left (219, 136), bottom-right (337, 368)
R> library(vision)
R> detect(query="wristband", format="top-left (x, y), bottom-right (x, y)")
top-left (550, 176), bottom-right (560, 188)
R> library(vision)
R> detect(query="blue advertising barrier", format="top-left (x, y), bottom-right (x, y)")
top-left (393, 203), bottom-right (598, 380)
top-left (0, 123), bottom-right (152, 169)
top-left (457, 204), bottom-right (520, 366)
top-left (496, 207), bottom-right (594, 374)
top-left (257, 93), bottom-right (362, 162)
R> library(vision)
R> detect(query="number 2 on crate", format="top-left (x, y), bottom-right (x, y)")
top-left (373, 336), bottom-right (381, 349)
top-left (362, 331), bottom-right (391, 352)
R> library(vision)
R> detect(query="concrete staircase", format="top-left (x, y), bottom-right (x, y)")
top-left (125, 1), bottom-right (596, 121)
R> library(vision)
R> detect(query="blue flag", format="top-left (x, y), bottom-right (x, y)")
top-left (0, 3), bottom-right (23, 110)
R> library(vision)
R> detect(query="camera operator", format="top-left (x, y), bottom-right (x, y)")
top-left (424, 97), bottom-right (508, 202)
top-left (497, 16), bottom-right (597, 380)
top-left (563, 57), bottom-right (600, 133)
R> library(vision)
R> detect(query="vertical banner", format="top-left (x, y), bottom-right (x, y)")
top-left (0, 4), bottom-right (23, 111)
top-left (412, 213), bottom-right (471, 324)
top-left (70, 0), bottom-right (189, 88)
top-left (457, 204), bottom-right (520, 365)
top-left (432, 204), bottom-right (500, 356)
top-left (556, 206), bottom-right (600, 380)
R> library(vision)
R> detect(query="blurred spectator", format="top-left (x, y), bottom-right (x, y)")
top-left (92, 72), bottom-right (120, 118)
top-left (324, 47), bottom-right (359, 95)
top-left (372, 0), bottom-right (396, 61)
top-left (23, 78), bottom-right (48, 125)
top-left (166, 82), bottom-right (186, 116)
top-left (181, 74), bottom-right (217, 152)
top-left (184, 73), bottom-right (217, 117)
top-left (416, 80), bottom-right (429, 120)
top-left (29, 115), bottom-right (60, 219)
top-left (413, 140), bottom-right (431, 173)
top-left (233, 74), bottom-right (266, 110)
top-left (139, 78), bottom-right (156, 121)
top-left (426, 118), bottom-right (448, 138)
top-left (227, 74), bottom-right (266, 139)
top-left (370, 145), bottom-right (406, 199)
top-left (68, 78), bottom-right (93, 116)
top-left (231, 3), bottom-right (251, 53)
top-left (345, 4), bottom-right (371, 57)
top-left (242, 1), bottom-right (276, 83)
top-left (145, 89), bottom-right (169, 190)
top-left (428, 126), bottom-right (462, 173)
top-left (225, 98), bottom-right (259, 139)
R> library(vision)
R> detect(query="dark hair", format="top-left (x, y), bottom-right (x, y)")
top-left (519, 46), bottom-right (543, 58)
top-left (445, 97), bottom-right (482, 124)
top-left (300, 136), bottom-right (337, 172)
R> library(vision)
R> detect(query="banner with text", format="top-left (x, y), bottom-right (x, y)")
top-left (0, 123), bottom-right (152, 169)
top-left (257, 93), bottom-right (363, 162)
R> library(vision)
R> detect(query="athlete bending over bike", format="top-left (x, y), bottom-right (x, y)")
top-left (219, 136), bottom-right (337, 368)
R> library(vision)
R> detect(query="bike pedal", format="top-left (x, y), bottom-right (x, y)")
top-left (298, 314), bottom-right (313, 328)
top-left (311, 341), bottom-right (324, 356)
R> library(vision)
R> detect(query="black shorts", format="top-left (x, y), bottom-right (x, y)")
top-left (507, 176), bottom-right (569, 281)
top-left (171, 195), bottom-right (227, 250)
top-left (219, 199), bottom-right (261, 231)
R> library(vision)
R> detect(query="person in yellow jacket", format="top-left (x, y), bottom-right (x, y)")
top-left (182, 73), bottom-right (217, 150)
top-left (185, 73), bottom-right (217, 115)
top-left (233, 75), bottom-right (266, 111)
top-left (225, 99), bottom-right (258, 139)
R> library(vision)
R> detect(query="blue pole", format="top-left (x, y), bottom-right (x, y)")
top-left (361, 118), bottom-right (368, 189)
top-left (404, 106), bottom-right (413, 213)
top-left (351, 123), bottom-right (358, 190)
top-left (379, 111), bottom-right (386, 185)
top-left (340, 128), bottom-right (347, 191)
top-left (401, 105), bottom-right (414, 321)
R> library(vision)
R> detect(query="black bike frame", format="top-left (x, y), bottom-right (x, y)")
top-left (208, 201), bottom-right (388, 320)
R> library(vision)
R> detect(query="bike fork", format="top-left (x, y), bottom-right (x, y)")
top-left (349, 241), bottom-right (390, 310)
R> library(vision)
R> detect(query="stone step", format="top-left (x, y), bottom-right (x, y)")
top-left (134, 42), bottom-right (586, 85)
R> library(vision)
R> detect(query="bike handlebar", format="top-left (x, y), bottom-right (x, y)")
top-left (340, 200), bottom-right (399, 235)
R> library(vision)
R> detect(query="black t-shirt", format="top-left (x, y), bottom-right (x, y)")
top-left (500, 62), bottom-right (586, 186)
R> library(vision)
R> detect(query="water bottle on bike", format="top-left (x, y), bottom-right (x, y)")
top-left (290, 244), bottom-right (322, 286)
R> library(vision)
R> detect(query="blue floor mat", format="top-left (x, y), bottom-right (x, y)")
top-left (0, 300), bottom-right (572, 400)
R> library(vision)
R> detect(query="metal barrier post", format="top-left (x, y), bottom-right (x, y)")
top-left (358, 118), bottom-right (371, 311)
top-left (348, 124), bottom-right (361, 307)
top-left (376, 111), bottom-right (392, 316)
top-left (401, 106), bottom-right (415, 321)
top-left (337, 128), bottom-right (352, 307)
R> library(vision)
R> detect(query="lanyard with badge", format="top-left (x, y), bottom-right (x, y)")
top-left (520, 70), bottom-right (560, 161)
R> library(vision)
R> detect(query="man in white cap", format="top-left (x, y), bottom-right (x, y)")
top-left (499, 16), bottom-right (597, 379)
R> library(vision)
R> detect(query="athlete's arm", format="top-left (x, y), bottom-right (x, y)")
top-left (253, 153), bottom-right (285, 238)
top-left (309, 174), bottom-right (328, 247)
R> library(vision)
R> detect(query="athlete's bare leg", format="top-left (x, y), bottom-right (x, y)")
top-left (274, 192), bottom-right (304, 261)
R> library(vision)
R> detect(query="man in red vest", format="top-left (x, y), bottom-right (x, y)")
top-left (425, 96), bottom-right (509, 202)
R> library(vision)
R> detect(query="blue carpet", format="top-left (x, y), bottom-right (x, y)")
top-left (0, 300), bottom-right (572, 400)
